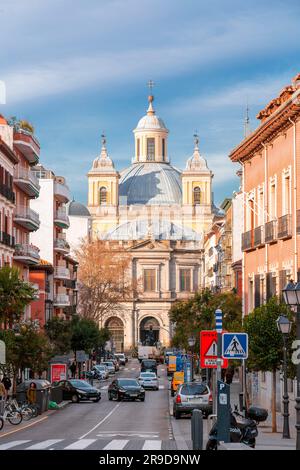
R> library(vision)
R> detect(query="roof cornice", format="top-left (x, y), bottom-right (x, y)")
top-left (0, 137), bottom-right (19, 164)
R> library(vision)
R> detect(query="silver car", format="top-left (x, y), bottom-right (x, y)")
top-left (93, 364), bottom-right (109, 380)
top-left (102, 361), bottom-right (116, 375)
top-left (173, 382), bottom-right (213, 419)
top-left (138, 372), bottom-right (159, 390)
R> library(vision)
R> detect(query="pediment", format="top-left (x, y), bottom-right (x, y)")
top-left (129, 239), bottom-right (172, 252)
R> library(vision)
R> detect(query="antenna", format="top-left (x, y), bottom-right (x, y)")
top-left (244, 100), bottom-right (250, 138)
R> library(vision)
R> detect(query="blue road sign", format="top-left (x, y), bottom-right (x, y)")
top-left (222, 333), bottom-right (248, 359)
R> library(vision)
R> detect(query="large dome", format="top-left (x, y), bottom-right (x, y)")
top-left (119, 162), bottom-right (182, 205)
top-left (68, 200), bottom-right (90, 217)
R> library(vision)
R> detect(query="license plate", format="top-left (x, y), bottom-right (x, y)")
top-left (130, 394), bottom-right (138, 397)
top-left (188, 397), bottom-right (202, 403)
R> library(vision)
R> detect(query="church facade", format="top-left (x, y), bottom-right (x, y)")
top-left (87, 94), bottom-right (216, 351)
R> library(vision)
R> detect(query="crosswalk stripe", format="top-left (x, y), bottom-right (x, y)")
top-left (26, 439), bottom-right (63, 450)
top-left (131, 368), bottom-right (136, 370)
top-left (101, 385), bottom-right (109, 390)
top-left (124, 368), bottom-right (129, 370)
top-left (159, 385), bottom-right (165, 389)
top-left (0, 440), bottom-right (31, 450)
top-left (64, 439), bottom-right (97, 450)
top-left (103, 439), bottom-right (129, 450)
top-left (142, 440), bottom-right (162, 450)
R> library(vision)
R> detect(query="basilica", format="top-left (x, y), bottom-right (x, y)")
top-left (87, 93), bottom-right (217, 351)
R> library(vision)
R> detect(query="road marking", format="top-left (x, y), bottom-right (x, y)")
top-left (159, 385), bottom-right (165, 389)
top-left (26, 439), bottom-right (63, 450)
top-left (97, 433), bottom-right (159, 438)
top-left (100, 385), bottom-right (109, 390)
top-left (131, 368), bottom-right (136, 370)
top-left (103, 439), bottom-right (129, 450)
top-left (142, 440), bottom-right (162, 450)
top-left (0, 416), bottom-right (48, 439)
top-left (79, 403), bottom-right (121, 439)
top-left (124, 368), bottom-right (129, 370)
top-left (64, 439), bottom-right (96, 450)
top-left (161, 368), bottom-right (165, 371)
top-left (0, 440), bottom-right (31, 450)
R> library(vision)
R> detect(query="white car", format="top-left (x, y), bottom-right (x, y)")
top-left (102, 361), bottom-right (116, 375)
top-left (93, 364), bottom-right (109, 380)
top-left (114, 353), bottom-right (126, 366)
top-left (138, 372), bottom-right (159, 390)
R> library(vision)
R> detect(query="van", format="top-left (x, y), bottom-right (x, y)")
top-left (141, 359), bottom-right (157, 374)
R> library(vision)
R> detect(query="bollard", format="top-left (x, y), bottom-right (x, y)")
top-left (191, 409), bottom-right (203, 450)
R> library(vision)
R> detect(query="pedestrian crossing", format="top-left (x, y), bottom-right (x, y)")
top-left (0, 438), bottom-right (178, 451)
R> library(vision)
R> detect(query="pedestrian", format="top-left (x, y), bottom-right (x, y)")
top-left (2, 375), bottom-right (12, 398)
top-left (69, 362), bottom-right (76, 378)
top-left (26, 382), bottom-right (37, 405)
top-left (0, 381), bottom-right (6, 400)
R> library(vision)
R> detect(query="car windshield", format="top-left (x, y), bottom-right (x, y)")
top-left (118, 379), bottom-right (139, 387)
top-left (95, 365), bottom-right (106, 369)
top-left (180, 383), bottom-right (208, 395)
top-left (69, 380), bottom-right (92, 389)
top-left (104, 362), bottom-right (113, 366)
top-left (142, 361), bottom-right (156, 367)
top-left (140, 373), bottom-right (156, 378)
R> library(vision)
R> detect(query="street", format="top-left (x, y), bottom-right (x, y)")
top-left (0, 359), bottom-right (180, 451)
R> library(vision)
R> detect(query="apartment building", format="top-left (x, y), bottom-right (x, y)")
top-left (0, 115), bottom-right (18, 266)
top-left (30, 164), bottom-right (77, 319)
top-left (229, 72), bottom-right (300, 315)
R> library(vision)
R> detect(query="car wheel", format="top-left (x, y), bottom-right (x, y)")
top-left (117, 394), bottom-right (122, 401)
top-left (71, 394), bottom-right (79, 403)
top-left (174, 410), bottom-right (181, 419)
top-left (171, 390), bottom-right (175, 397)
top-left (140, 397), bottom-right (145, 402)
top-left (108, 393), bottom-right (113, 401)
top-left (93, 397), bottom-right (101, 403)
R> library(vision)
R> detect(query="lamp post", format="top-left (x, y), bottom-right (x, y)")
top-left (282, 280), bottom-right (300, 449)
top-left (188, 336), bottom-right (196, 381)
top-left (276, 315), bottom-right (292, 439)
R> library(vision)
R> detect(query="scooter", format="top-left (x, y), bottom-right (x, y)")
top-left (206, 405), bottom-right (268, 450)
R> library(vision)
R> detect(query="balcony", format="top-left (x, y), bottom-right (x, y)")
top-left (0, 232), bottom-right (15, 248)
top-left (54, 208), bottom-right (70, 228)
top-left (254, 226), bottom-right (264, 248)
top-left (53, 294), bottom-right (71, 307)
top-left (14, 205), bottom-right (40, 231)
top-left (13, 243), bottom-right (40, 265)
top-left (54, 238), bottom-right (70, 254)
top-left (14, 167), bottom-right (40, 198)
top-left (0, 183), bottom-right (15, 204)
top-left (278, 214), bottom-right (292, 240)
top-left (241, 230), bottom-right (254, 251)
top-left (54, 267), bottom-right (70, 280)
top-left (54, 181), bottom-right (71, 203)
top-left (13, 129), bottom-right (40, 165)
top-left (265, 220), bottom-right (277, 244)
top-left (63, 279), bottom-right (77, 289)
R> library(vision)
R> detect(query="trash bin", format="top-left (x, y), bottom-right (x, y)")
top-left (16, 380), bottom-right (51, 415)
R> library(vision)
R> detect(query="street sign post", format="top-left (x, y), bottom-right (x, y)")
top-left (222, 333), bottom-right (248, 359)
top-left (200, 331), bottom-right (229, 369)
top-left (217, 380), bottom-right (231, 444)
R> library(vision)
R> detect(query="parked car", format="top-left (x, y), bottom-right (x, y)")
top-left (114, 353), bottom-right (126, 366)
top-left (140, 359), bottom-right (157, 374)
top-left (93, 364), bottom-right (109, 380)
top-left (56, 379), bottom-right (101, 403)
top-left (173, 382), bottom-right (212, 419)
top-left (108, 378), bottom-right (145, 401)
top-left (137, 372), bottom-right (159, 390)
top-left (102, 361), bottom-right (116, 375)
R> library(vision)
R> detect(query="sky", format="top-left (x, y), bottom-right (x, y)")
top-left (1, 0), bottom-right (300, 205)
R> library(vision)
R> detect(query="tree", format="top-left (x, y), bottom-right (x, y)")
top-left (76, 240), bottom-right (136, 326)
top-left (45, 317), bottom-right (72, 355)
top-left (0, 321), bottom-right (53, 391)
top-left (244, 297), bottom-right (295, 432)
top-left (0, 266), bottom-right (37, 328)
top-left (70, 316), bottom-right (106, 353)
top-left (169, 289), bottom-right (242, 350)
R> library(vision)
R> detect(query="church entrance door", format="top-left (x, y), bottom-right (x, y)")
top-left (139, 316), bottom-right (160, 346)
top-left (105, 317), bottom-right (124, 352)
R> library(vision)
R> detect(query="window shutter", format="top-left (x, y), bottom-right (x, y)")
top-left (254, 274), bottom-right (260, 308)
top-left (266, 272), bottom-right (272, 301)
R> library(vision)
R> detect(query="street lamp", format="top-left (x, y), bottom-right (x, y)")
top-left (276, 315), bottom-right (292, 439)
top-left (282, 280), bottom-right (300, 449)
top-left (188, 336), bottom-right (196, 381)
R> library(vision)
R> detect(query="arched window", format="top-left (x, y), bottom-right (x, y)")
top-left (99, 186), bottom-right (107, 205)
top-left (193, 186), bottom-right (201, 205)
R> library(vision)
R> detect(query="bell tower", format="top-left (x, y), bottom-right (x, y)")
top-left (181, 134), bottom-right (213, 206)
top-left (87, 134), bottom-right (119, 209)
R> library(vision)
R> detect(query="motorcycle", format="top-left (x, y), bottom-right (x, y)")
top-left (206, 405), bottom-right (268, 450)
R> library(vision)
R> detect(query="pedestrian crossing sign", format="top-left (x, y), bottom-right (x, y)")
top-left (222, 333), bottom-right (248, 359)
